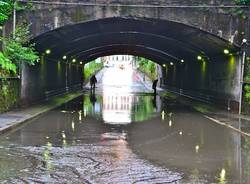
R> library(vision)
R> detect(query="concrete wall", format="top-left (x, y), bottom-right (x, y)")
top-left (15, 1), bottom-right (249, 46)
top-left (162, 55), bottom-right (241, 109)
top-left (20, 57), bottom-right (83, 105)
top-left (0, 79), bottom-right (19, 113)
top-left (4, 0), bottom-right (248, 109)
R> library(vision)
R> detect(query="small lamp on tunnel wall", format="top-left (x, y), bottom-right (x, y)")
top-left (181, 59), bottom-right (185, 63)
top-left (223, 49), bottom-right (230, 55)
top-left (45, 49), bottom-right (51, 55)
top-left (63, 55), bottom-right (67, 60)
top-left (72, 59), bottom-right (76, 63)
top-left (197, 55), bottom-right (202, 61)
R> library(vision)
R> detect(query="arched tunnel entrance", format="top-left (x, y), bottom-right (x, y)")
top-left (22, 17), bottom-right (240, 109)
top-left (3, 16), bottom-right (250, 184)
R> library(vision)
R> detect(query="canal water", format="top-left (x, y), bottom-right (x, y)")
top-left (0, 67), bottom-right (250, 183)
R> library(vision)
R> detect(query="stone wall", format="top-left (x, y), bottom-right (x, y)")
top-left (20, 57), bottom-right (83, 105)
top-left (162, 55), bottom-right (241, 110)
top-left (0, 79), bottom-right (20, 113)
top-left (14, 0), bottom-right (249, 46)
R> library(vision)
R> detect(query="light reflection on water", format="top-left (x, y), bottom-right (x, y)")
top-left (0, 67), bottom-right (250, 183)
top-left (83, 93), bottom-right (160, 124)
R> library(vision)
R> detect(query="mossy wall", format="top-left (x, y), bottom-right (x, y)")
top-left (0, 79), bottom-right (20, 113)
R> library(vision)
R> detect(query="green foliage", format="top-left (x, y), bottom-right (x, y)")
top-left (0, 23), bottom-right (39, 74)
top-left (0, 0), bottom-right (33, 25)
top-left (245, 85), bottom-right (250, 102)
top-left (84, 60), bottom-right (103, 80)
top-left (136, 57), bottom-right (157, 80)
top-left (245, 57), bottom-right (250, 104)
top-left (234, 0), bottom-right (250, 5)
top-left (0, 79), bottom-right (19, 113)
top-left (0, 0), bottom-right (13, 25)
top-left (0, 52), bottom-right (16, 72)
top-left (6, 24), bottom-right (39, 65)
top-left (0, 0), bottom-right (38, 75)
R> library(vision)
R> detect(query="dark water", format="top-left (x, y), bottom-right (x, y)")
top-left (0, 94), bottom-right (249, 183)
top-left (0, 67), bottom-right (250, 183)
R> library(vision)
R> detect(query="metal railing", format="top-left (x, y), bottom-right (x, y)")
top-left (44, 83), bottom-right (82, 100)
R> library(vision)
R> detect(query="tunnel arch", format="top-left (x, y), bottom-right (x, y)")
top-left (22, 16), bottom-right (242, 109)
top-left (33, 16), bottom-right (240, 65)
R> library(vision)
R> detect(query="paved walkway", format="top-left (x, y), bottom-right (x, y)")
top-left (0, 91), bottom-right (83, 135)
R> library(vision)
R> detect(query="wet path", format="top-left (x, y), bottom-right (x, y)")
top-left (0, 67), bottom-right (250, 183)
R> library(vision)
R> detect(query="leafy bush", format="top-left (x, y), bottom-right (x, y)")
top-left (0, 1), bottom-right (38, 75)
top-left (234, 0), bottom-right (250, 5)
top-left (0, 23), bottom-right (39, 74)
top-left (136, 57), bottom-right (157, 80)
top-left (84, 60), bottom-right (103, 80)
top-left (0, 0), bottom-right (13, 25)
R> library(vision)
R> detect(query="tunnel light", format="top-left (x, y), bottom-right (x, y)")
top-left (223, 49), bottom-right (229, 55)
top-left (195, 145), bottom-right (199, 153)
top-left (197, 55), bottom-right (202, 61)
top-left (161, 111), bottom-right (165, 120)
top-left (45, 49), bottom-right (51, 55)
top-left (72, 121), bottom-right (75, 131)
top-left (72, 59), bottom-right (76, 63)
top-left (220, 169), bottom-right (226, 180)
top-left (61, 131), bottom-right (66, 139)
top-left (162, 64), bottom-right (166, 67)
top-left (169, 120), bottom-right (172, 127)
top-left (179, 131), bottom-right (183, 135)
top-left (242, 38), bottom-right (247, 44)
top-left (170, 62), bottom-right (174, 66)
top-left (80, 61), bottom-right (83, 65)
top-left (181, 59), bottom-right (185, 63)
top-left (63, 55), bottom-right (67, 60)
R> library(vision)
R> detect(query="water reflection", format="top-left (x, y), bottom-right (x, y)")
top-left (0, 93), bottom-right (250, 183)
top-left (82, 94), bottom-right (159, 124)
top-left (128, 98), bottom-right (250, 183)
top-left (0, 66), bottom-right (250, 183)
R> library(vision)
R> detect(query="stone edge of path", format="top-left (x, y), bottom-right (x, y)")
top-left (0, 90), bottom-right (84, 136)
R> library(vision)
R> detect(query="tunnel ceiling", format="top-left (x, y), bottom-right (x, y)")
top-left (33, 17), bottom-right (240, 64)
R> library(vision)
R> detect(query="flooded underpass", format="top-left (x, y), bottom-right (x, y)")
top-left (0, 66), bottom-right (250, 183)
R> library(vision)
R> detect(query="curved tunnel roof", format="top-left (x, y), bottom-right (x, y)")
top-left (33, 17), bottom-right (240, 64)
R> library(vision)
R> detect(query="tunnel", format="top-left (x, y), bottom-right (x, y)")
top-left (22, 17), bottom-right (240, 109)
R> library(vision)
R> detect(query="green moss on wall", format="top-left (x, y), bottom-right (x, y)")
top-left (0, 79), bottom-right (19, 113)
